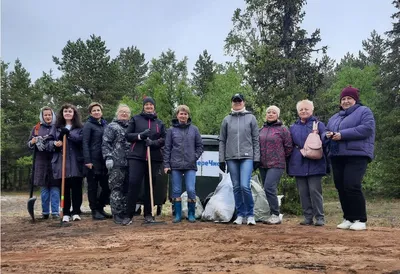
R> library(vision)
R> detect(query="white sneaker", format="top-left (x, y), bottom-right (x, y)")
top-left (72, 214), bottom-right (81, 221)
top-left (62, 215), bottom-right (70, 222)
top-left (265, 214), bottom-right (281, 225)
top-left (247, 216), bottom-right (256, 225)
top-left (349, 220), bottom-right (366, 231)
top-left (337, 219), bottom-right (353, 229)
top-left (233, 216), bottom-right (243, 225)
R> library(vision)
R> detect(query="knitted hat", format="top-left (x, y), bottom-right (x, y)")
top-left (340, 86), bottom-right (359, 102)
top-left (266, 105), bottom-right (280, 118)
top-left (143, 96), bottom-right (156, 107)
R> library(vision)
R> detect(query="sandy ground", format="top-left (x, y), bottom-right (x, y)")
top-left (1, 195), bottom-right (400, 274)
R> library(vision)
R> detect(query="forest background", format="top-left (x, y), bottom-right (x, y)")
top-left (1, 0), bottom-right (399, 211)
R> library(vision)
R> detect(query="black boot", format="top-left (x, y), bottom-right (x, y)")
top-left (113, 214), bottom-right (124, 224)
top-left (98, 208), bottom-right (112, 219)
top-left (92, 210), bottom-right (106, 220)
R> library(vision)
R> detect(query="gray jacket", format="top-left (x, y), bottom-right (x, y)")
top-left (219, 111), bottom-right (260, 162)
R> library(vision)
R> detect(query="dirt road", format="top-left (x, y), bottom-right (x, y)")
top-left (1, 195), bottom-right (400, 274)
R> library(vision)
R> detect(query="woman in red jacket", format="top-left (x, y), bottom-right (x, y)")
top-left (259, 105), bottom-right (293, 225)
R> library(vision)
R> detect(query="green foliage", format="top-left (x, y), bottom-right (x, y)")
top-left (16, 155), bottom-right (32, 167)
top-left (191, 50), bottom-right (216, 100)
top-left (224, 0), bottom-right (327, 123)
top-left (196, 64), bottom-right (254, 134)
top-left (52, 34), bottom-right (121, 118)
top-left (314, 65), bottom-right (380, 122)
top-left (114, 46), bottom-right (148, 98)
top-left (278, 175), bottom-right (302, 215)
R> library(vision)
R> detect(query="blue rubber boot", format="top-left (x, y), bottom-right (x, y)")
top-left (188, 201), bottom-right (196, 223)
top-left (173, 201), bottom-right (182, 223)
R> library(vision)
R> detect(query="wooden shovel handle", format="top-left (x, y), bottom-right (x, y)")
top-left (60, 134), bottom-right (67, 218)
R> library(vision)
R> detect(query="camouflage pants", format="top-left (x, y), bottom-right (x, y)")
top-left (108, 167), bottom-right (128, 215)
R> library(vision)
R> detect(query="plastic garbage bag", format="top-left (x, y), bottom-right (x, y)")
top-left (201, 172), bottom-right (235, 222)
top-left (251, 175), bottom-right (270, 222)
top-left (181, 192), bottom-right (204, 219)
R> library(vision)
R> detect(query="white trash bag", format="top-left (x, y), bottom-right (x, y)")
top-left (201, 172), bottom-right (235, 222)
top-left (181, 192), bottom-right (204, 219)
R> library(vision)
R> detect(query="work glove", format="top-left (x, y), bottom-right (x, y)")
top-left (35, 136), bottom-right (46, 151)
top-left (139, 129), bottom-right (151, 140)
top-left (253, 161), bottom-right (260, 172)
top-left (219, 162), bottom-right (226, 173)
top-left (59, 127), bottom-right (70, 140)
top-left (145, 138), bottom-right (157, 147)
top-left (106, 159), bottom-right (114, 171)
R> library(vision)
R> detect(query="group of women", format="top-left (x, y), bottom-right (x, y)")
top-left (28, 85), bottom-right (375, 230)
top-left (218, 86), bottom-right (375, 230)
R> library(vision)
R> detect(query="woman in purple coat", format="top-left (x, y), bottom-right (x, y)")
top-left (326, 86), bottom-right (375, 231)
top-left (49, 103), bottom-right (84, 223)
top-left (288, 100), bottom-right (328, 226)
top-left (27, 106), bottom-right (59, 219)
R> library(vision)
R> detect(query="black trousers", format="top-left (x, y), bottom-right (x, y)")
top-left (126, 159), bottom-right (160, 218)
top-left (58, 177), bottom-right (83, 216)
top-left (86, 169), bottom-right (110, 211)
top-left (331, 156), bottom-right (369, 222)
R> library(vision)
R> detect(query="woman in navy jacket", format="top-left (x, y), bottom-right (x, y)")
top-left (288, 99), bottom-right (327, 226)
top-left (326, 86), bottom-right (375, 231)
top-left (163, 105), bottom-right (203, 223)
top-left (82, 102), bottom-right (111, 220)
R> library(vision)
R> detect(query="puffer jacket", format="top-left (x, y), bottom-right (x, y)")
top-left (163, 118), bottom-right (203, 170)
top-left (102, 119), bottom-right (130, 168)
top-left (82, 116), bottom-right (107, 174)
top-left (287, 116), bottom-right (327, 177)
top-left (259, 120), bottom-right (293, 169)
top-left (219, 110), bottom-right (260, 162)
top-left (325, 104), bottom-right (375, 160)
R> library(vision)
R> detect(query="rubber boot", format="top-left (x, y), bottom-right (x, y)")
top-left (188, 201), bottom-right (196, 223)
top-left (173, 201), bottom-right (182, 223)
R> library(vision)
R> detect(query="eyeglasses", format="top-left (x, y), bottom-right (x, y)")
top-left (118, 111), bottom-right (131, 114)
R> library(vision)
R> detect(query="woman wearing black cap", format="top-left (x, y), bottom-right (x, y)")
top-left (124, 97), bottom-right (166, 225)
top-left (219, 93), bottom-right (260, 225)
top-left (326, 86), bottom-right (375, 231)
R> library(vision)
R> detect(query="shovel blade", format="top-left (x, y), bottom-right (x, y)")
top-left (27, 196), bottom-right (37, 222)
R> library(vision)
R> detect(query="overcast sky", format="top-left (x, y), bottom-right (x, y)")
top-left (1, 0), bottom-right (396, 81)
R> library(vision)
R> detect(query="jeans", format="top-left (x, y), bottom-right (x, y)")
top-left (226, 159), bottom-right (254, 217)
top-left (41, 186), bottom-right (60, 215)
top-left (259, 168), bottom-right (284, 216)
top-left (171, 169), bottom-right (196, 200)
top-left (296, 175), bottom-right (324, 221)
top-left (331, 156), bottom-right (368, 222)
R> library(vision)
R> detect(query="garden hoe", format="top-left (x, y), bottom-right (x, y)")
top-left (142, 145), bottom-right (166, 226)
top-left (27, 149), bottom-right (37, 223)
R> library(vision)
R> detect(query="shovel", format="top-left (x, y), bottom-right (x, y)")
top-left (49, 134), bottom-right (71, 227)
top-left (27, 149), bottom-right (37, 222)
top-left (141, 145), bottom-right (166, 226)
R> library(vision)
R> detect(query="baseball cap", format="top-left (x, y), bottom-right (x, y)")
top-left (231, 93), bottom-right (245, 102)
